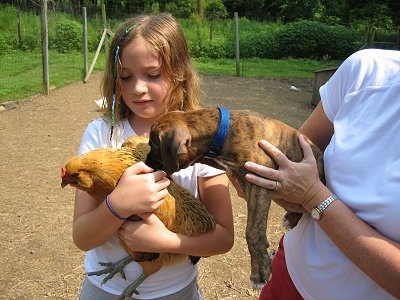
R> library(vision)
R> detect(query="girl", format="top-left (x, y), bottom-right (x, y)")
top-left (74, 13), bottom-right (234, 300)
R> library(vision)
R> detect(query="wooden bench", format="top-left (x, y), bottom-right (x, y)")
top-left (311, 66), bottom-right (338, 106)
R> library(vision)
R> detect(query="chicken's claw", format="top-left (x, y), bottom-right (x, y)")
top-left (86, 255), bottom-right (133, 284)
top-left (119, 273), bottom-right (149, 299)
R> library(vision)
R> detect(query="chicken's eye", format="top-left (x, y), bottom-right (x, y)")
top-left (68, 173), bottom-right (80, 183)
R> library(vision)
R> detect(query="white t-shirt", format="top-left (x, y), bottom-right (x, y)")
top-left (284, 49), bottom-right (400, 299)
top-left (78, 117), bottom-right (224, 298)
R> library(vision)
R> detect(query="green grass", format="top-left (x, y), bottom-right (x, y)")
top-left (194, 57), bottom-right (339, 78)
top-left (0, 6), bottom-right (342, 104)
top-left (0, 50), bottom-right (105, 103)
top-left (0, 50), bottom-right (339, 104)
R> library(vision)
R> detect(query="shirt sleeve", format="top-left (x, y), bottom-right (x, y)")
top-left (78, 118), bottom-right (110, 154)
top-left (170, 163), bottom-right (225, 198)
top-left (320, 49), bottom-right (391, 122)
top-left (195, 163), bottom-right (225, 177)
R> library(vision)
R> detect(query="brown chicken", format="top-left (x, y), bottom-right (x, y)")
top-left (61, 136), bottom-right (215, 299)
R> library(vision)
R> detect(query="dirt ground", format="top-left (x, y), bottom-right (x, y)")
top-left (0, 72), bottom-right (315, 300)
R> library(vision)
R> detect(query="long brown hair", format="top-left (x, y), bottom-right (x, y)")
top-left (101, 13), bottom-right (203, 125)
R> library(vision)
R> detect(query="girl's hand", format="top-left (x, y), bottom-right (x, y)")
top-left (244, 135), bottom-right (325, 211)
top-left (108, 162), bottom-right (170, 218)
top-left (118, 214), bottom-right (175, 253)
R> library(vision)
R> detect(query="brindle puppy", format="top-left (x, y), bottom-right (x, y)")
top-left (145, 108), bottom-right (324, 289)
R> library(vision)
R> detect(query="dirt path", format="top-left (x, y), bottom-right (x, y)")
top-left (0, 72), bottom-right (314, 299)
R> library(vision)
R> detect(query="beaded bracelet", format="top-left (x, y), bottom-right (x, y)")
top-left (105, 195), bottom-right (126, 221)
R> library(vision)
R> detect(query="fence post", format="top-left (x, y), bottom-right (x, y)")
top-left (234, 12), bottom-right (240, 77)
top-left (41, 0), bottom-right (49, 95)
top-left (17, 10), bottom-right (22, 49)
top-left (82, 7), bottom-right (88, 80)
top-left (101, 4), bottom-right (109, 58)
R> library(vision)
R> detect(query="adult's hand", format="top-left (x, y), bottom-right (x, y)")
top-left (245, 135), bottom-right (325, 211)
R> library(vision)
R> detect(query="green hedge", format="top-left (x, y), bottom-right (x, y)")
top-left (275, 20), bottom-right (362, 60)
top-left (50, 20), bottom-right (82, 53)
top-left (188, 20), bottom-right (362, 60)
top-left (0, 5), bottom-right (365, 60)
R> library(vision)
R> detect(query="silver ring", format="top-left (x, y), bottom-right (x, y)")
top-left (273, 181), bottom-right (279, 191)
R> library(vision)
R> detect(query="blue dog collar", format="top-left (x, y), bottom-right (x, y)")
top-left (206, 107), bottom-right (230, 158)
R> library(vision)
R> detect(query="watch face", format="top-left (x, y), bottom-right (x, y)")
top-left (311, 208), bottom-right (321, 220)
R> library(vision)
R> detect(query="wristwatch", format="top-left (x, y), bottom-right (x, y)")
top-left (311, 195), bottom-right (338, 221)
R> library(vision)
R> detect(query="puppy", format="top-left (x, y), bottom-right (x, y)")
top-left (145, 107), bottom-right (324, 289)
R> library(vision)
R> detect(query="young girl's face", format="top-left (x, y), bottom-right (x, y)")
top-left (119, 38), bottom-right (171, 122)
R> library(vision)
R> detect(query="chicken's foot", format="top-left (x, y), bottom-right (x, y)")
top-left (118, 273), bottom-right (149, 299)
top-left (87, 255), bottom-right (133, 284)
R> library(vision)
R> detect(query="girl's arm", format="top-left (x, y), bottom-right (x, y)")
top-left (73, 162), bottom-right (170, 251)
top-left (118, 173), bottom-right (234, 257)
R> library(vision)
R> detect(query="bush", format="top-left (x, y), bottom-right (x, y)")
top-left (50, 19), bottom-right (81, 53)
top-left (328, 25), bottom-right (362, 59)
top-left (0, 34), bottom-right (13, 54)
top-left (188, 19), bottom-right (362, 60)
top-left (0, 5), bottom-right (41, 52)
top-left (0, 5), bottom-right (366, 60)
top-left (240, 31), bottom-right (280, 58)
top-left (275, 20), bottom-right (361, 59)
top-left (19, 34), bottom-right (41, 51)
top-left (276, 20), bottom-right (322, 58)
top-left (190, 39), bottom-right (230, 58)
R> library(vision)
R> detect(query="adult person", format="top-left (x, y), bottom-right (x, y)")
top-left (245, 48), bottom-right (400, 299)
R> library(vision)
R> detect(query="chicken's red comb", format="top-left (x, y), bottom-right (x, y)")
top-left (61, 167), bottom-right (66, 178)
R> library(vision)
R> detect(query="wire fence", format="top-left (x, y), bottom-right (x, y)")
top-left (8, 1), bottom-right (195, 20)
top-left (1, 1), bottom-right (398, 101)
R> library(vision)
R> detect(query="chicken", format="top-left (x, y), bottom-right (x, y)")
top-left (60, 136), bottom-right (215, 299)
top-left (94, 97), bottom-right (107, 110)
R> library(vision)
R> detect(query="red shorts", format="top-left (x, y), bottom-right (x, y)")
top-left (259, 236), bottom-right (303, 300)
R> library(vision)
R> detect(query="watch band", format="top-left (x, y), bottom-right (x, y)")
top-left (317, 194), bottom-right (338, 212)
top-left (311, 194), bottom-right (338, 220)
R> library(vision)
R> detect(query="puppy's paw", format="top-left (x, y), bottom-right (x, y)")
top-left (283, 212), bottom-right (303, 229)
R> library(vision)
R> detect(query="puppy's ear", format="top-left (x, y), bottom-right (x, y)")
top-left (161, 127), bottom-right (191, 174)
top-left (173, 127), bottom-right (191, 156)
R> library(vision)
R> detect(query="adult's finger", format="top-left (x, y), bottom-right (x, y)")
top-left (257, 139), bottom-right (290, 167)
top-left (244, 170), bottom-right (278, 190)
top-left (298, 134), bottom-right (316, 163)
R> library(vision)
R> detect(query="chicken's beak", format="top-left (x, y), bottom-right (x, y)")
top-left (61, 181), bottom-right (68, 188)
top-left (60, 167), bottom-right (68, 188)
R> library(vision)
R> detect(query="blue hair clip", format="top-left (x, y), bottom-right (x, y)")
top-left (113, 46), bottom-right (120, 80)
top-left (109, 25), bottom-right (136, 142)
top-left (125, 24), bottom-right (137, 35)
top-left (109, 45), bottom-right (120, 141)
top-left (111, 46), bottom-right (120, 126)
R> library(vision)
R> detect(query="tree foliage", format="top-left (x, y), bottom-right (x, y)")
top-left (4, 0), bottom-right (399, 28)
top-left (205, 0), bottom-right (228, 40)
top-left (1, 0), bottom-right (398, 56)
